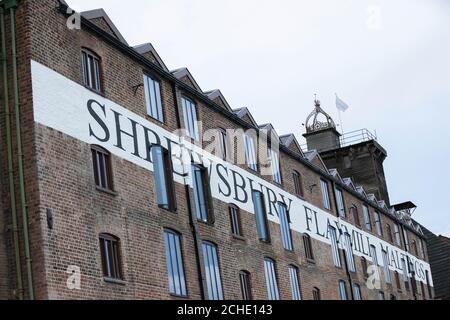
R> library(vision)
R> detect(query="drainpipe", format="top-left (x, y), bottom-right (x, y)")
top-left (0, 4), bottom-right (23, 300)
top-left (171, 82), bottom-right (207, 299)
top-left (9, 1), bottom-right (34, 300)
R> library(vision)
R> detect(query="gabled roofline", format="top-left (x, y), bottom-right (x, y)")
top-left (280, 134), bottom-right (304, 157)
top-left (233, 107), bottom-right (258, 127)
top-left (259, 123), bottom-right (280, 142)
top-left (56, 2), bottom-right (426, 239)
top-left (171, 68), bottom-right (202, 92)
top-left (133, 43), bottom-right (169, 72)
top-left (80, 8), bottom-right (129, 46)
top-left (204, 89), bottom-right (232, 112)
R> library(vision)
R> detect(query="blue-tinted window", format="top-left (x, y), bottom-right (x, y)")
top-left (264, 258), bottom-right (280, 300)
top-left (244, 134), bottom-right (257, 171)
top-left (339, 280), bottom-right (348, 300)
top-left (363, 205), bottom-right (372, 231)
top-left (164, 230), bottom-right (187, 296)
top-left (144, 74), bottom-right (164, 122)
top-left (182, 97), bottom-right (199, 140)
top-left (202, 241), bottom-right (224, 300)
top-left (269, 148), bottom-right (281, 184)
top-left (288, 266), bottom-right (302, 300)
top-left (192, 165), bottom-right (211, 223)
top-left (252, 191), bottom-right (270, 242)
top-left (278, 203), bottom-right (293, 251)
top-left (329, 226), bottom-right (341, 268)
top-left (335, 188), bottom-right (346, 218)
top-left (152, 146), bottom-right (175, 210)
top-left (343, 233), bottom-right (356, 272)
top-left (321, 179), bottom-right (331, 210)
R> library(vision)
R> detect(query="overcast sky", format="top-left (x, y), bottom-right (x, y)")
top-left (67, 0), bottom-right (450, 236)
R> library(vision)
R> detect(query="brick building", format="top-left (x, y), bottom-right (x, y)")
top-left (0, 0), bottom-right (435, 300)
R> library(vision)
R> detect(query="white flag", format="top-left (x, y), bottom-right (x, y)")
top-left (336, 94), bottom-right (350, 112)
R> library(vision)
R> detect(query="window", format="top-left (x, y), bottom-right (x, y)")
top-left (363, 205), bottom-right (372, 231)
top-left (264, 258), bottom-right (280, 300)
top-left (312, 287), bottom-right (321, 300)
top-left (403, 228), bottom-right (410, 251)
top-left (353, 283), bottom-right (362, 300)
top-left (144, 74), bottom-right (163, 122)
top-left (182, 97), bottom-right (199, 140)
top-left (420, 281), bottom-right (426, 300)
top-left (374, 211), bottom-right (383, 236)
top-left (278, 203), bottom-right (293, 251)
top-left (351, 206), bottom-right (361, 227)
top-left (343, 233), bottom-right (356, 272)
top-left (219, 129), bottom-right (228, 161)
top-left (252, 191), bottom-right (270, 242)
top-left (426, 271), bottom-right (433, 299)
top-left (91, 145), bottom-right (114, 192)
top-left (268, 148), bottom-right (281, 184)
top-left (152, 146), bottom-right (176, 211)
top-left (81, 49), bottom-right (101, 92)
top-left (394, 271), bottom-right (401, 291)
top-left (292, 171), bottom-right (304, 197)
top-left (335, 188), bottom-right (346, 218)
top-left (361, 257), bottom-right (369, 279)
top-left (370, 245), bottom-right (378, 266)
top-left (382, 250), bottom-right (392, 284)
top-left (394, 223), bottom-right (402, 246)
top-left (163, 230), bottom-right (187, 296)
top-left (386, 224), bottom-right (394, 243)
top-left (329, 226), bottom-right (342, 268)
top-left (338, 280), bottom-right (348, 300)
top-left (192, 165), bottom-right (213, 223)
top-left (411, 240), bottom-right (418, 256)
top-left (401, 258), bottom-right (410, 291)
top-left (244, 134), bottom-right (257, 171)
top-left (419, 239), bottom-right (425, 259)
top-left (303, 234), bottom-right (314, 261)
top-left (320, 179), bottom-right (331, 210)
top-left (202, 242), bottom-right (224, 300)
top-left (288, 266), bottom-right (302, 300)
top-left (378, 291), bottom-right (385, 300)
top-left (390, 294), bottom-right (397, 301)
top-left (239, 271), bottom-right (252, 300)
top-left (229, 204), bottom-right (243, 238)
top-left (99, 234), bottom-right (122, 280)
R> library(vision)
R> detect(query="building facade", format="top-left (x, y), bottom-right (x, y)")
top-left (0, 0), bottom-right (435, 300)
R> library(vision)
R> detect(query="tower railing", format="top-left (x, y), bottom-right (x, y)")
top-left (301, 128), bottom-right (378, 152)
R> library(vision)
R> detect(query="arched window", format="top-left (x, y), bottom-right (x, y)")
top-left (361, 257), bottom-right (369, 279)
top-left (91, 145), bottom-right (114, 192)
top-left (411, 240), bottom-right (418, 256)
top-left (239, 270), bottom-right (252, 300)
top-left (386, 224), bottom-right (394, 243)
top-left (303, 234), bottom-right (314, 261)
top-left (81, 48), bottom-right (102, 92)
top-left (229, 204), bottom-right (243, 238)
top-left (350, 206), bottom-right (361, 227)
top-left (163, 229), bottom-right (187, 297)
top-left (313, 287), bottom-right (321, 300)
top-left (293, 170), bottom-right (304, 197)
top-left (99, 233), bottom-right (122, 280)
top-left (263, 258), bottom-right (280, 300)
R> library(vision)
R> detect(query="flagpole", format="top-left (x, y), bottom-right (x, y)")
top-left (338, 109), bottom-right (344, 135)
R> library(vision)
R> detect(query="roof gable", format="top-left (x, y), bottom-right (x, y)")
top-left (259, 123), bottom-right (280, 143)
top-left (304, 150), bottom-right (329, 173)
top-left (133, 43), bottom-right (169, 72)
top-left (171, 68), bottom-right (202, 92)
top-left (205, 89), bottom-right (232, 112)
top-left (81, 9), bottom-right (128, 45)
top-left (233, 108), bottom-right (258, 127)
top-left (280, 134), bottom-right (304, 157)
top-left (343, 178), bottom-right (356, 190)
top-left (329, 168), bottom-right (343, 183)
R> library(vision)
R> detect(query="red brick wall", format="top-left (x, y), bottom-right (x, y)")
top-left (0, 0), bottom-right (431, 300)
